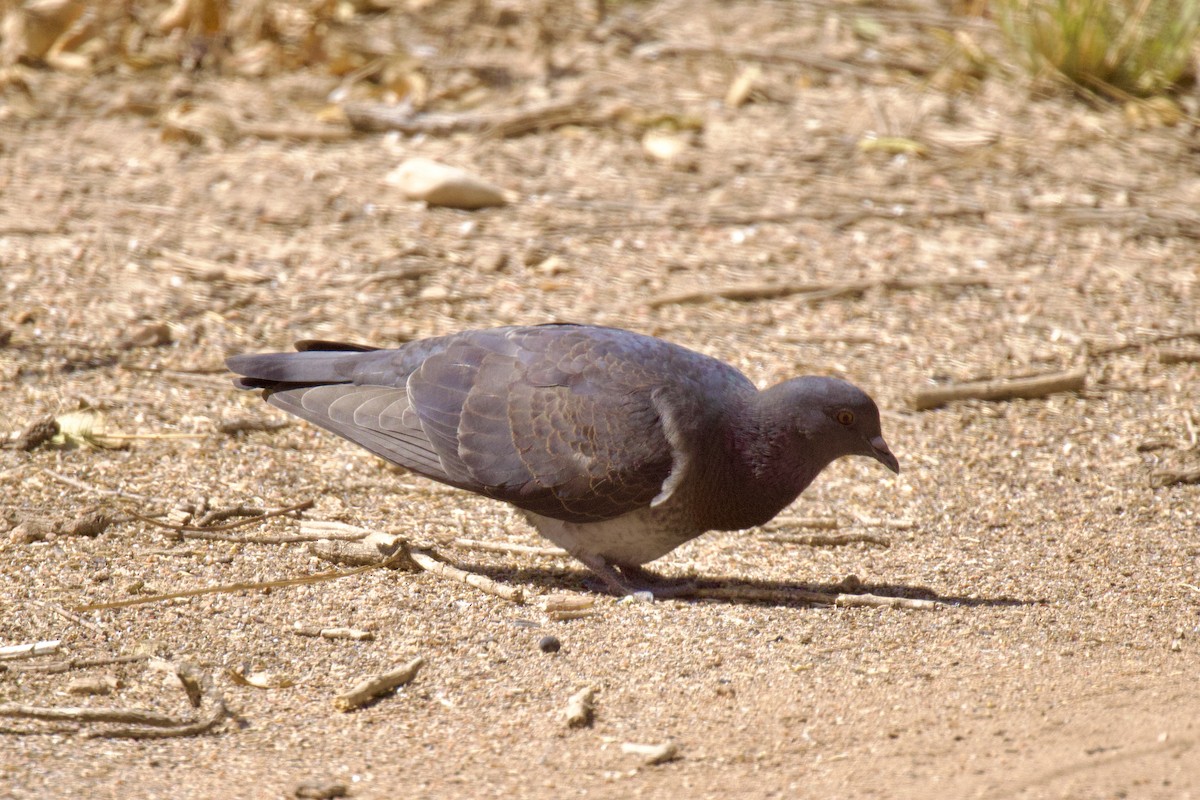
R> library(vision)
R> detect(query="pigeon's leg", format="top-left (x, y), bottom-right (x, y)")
top-left (569, 551), bottom-right (643, 595)
top-left (615, 564), bottom-right (698, 599)
top-left (571, 552), bottom-right (696, 598)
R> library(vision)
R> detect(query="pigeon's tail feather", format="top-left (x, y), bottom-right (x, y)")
top-left (226, 349), bottom-right (369, 390)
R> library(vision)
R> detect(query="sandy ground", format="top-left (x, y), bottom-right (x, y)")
top-left (2, 1), bottom-right (1199, 798)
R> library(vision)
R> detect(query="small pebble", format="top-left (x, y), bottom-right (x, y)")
top-left (294, 781), bottom-right (348, 799)
top-left (538, 635), bottom-right (561, 654)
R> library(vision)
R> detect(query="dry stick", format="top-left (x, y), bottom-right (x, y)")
top-left (5, 654), bottom-right (151, 674)
top-left (72, 563), bottom-right (384, 613)
top-left (333, 658), bottom-right (425, 712)
top-left (763, 532), bottom-right (891, 547)
top-left (342, 97), bottom-right (598, 137)
top-left (217, 417), bottom-right (290, 435)
top-left (91, 699), bottom-right (228, 740)
top-left (852, 515), bottom-right (917, 530)
top-left (1150, 468), bottom-right (1200, 489)
top-left (407, 550), bottom-right (525, 604)
top-left (450, 537), bottom-right (569, 558)
top-left (621, 741), bottom-right (680, 765)
top-left (31, 601), bottom-right (106, 635)
top-left (292, 626), bottom-right (375, 641)
top-left (542, 203), bottom-right (985, 236)
top-left (194, 504), bottom-right (267, 527)
top-left (689, 585), bottom-right (942, 609)
top-left (1087, 328), bottom-right (1200, 357)
top-left (911, 365), bottom-right (1087, 411)
top-left (1158, 347), bottom-right (1200, 364)
top-left (301, 520), bottom-right (375, 538)
top-left (771, 516), bottom-right (840, 529)
top-left (0, 641), bottom-right (61, 661)
top-left (646, 275), bottom-right (997, 309)
top-left (354, 265), bottom-right (439, 287)
top-left (0, 704), bottom-right (181, 727)
top-left (128, 500), bottom-right (315, 534)
top-left (157, 248), bottom-right (270, 284)
top-left (635, 40), bottom-right (931, 77)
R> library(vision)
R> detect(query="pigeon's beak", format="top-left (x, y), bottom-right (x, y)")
top-left (868, 435), bottom-right (900, 474)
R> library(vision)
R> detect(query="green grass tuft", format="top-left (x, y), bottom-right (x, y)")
top-left (998, 0), bottom-right (1200, 96)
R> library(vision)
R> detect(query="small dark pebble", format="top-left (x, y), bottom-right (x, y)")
top-left (538, 635), bottom-right (561, 653)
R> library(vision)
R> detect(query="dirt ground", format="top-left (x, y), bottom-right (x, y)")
top-left (2, 1), bottom-right (1199, 798)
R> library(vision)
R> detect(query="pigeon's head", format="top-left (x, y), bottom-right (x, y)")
top-left (761, 376), bottom-right (899, 474)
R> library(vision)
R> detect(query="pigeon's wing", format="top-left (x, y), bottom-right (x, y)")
top-left (404, 326), bottom-right (687, 522)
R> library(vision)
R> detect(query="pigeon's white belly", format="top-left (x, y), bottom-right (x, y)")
top-left (525, 506), bottom-right (703, 567)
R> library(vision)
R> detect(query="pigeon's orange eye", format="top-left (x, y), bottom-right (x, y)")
top-left (836, 409), bottom-right (855, 426)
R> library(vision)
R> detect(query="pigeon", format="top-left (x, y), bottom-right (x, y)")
top-left (226, 323), bottom-right (899, 595)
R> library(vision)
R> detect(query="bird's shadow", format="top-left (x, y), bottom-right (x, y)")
top-left (461, 562), bottom-right (1038, 609)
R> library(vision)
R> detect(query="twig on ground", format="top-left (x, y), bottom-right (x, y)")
top-left (635, 40), bottom-right (931, 77)
top-left (217, 417), bottom-right (290, 435)
top-left (343, 97), bottom-right (604, 137)
top-left (194, 504), bottom-right (268, 527)
top-left (620, 740), bottom-right (680, 765)
top-left (0, 641), bottom-right (61, 661)
top-left (332, 658), bottom-right (425, 712)
top-left (308, 531), bottom-right (416, 569)
top-left (72, 563), bottom-right (383, 613)
top-left (4, 654), bottom-right (151, 674)
top-left (31, 601), bottom-right (106, 636)
top-left (689, 585), bottom-right (942, 609)
top-left (1086, 328), bottom-right (1200, 356)
top-left (763, 532), bottom-right (891, 547)
top-left (449, 537), bottom-right (568, 558)
top-left (1158, 347), bottom-right (1200, 364)
top-left (851, 515), bottom-right (917, 530)
top-left (1150, 468), bottom-right (1200, 489)
top-left (0, 704), bottom-right (181, 726)
top-left (408, 549), bottom-right (525, 604)
top-left (300, 520), bottom-right (376, 539)
top-left (157, 248), bottom-right (270, 284)
top-left (770, 516), bottom-right (840, 529)
top-left (93, 670), bottom-right (219, 736)
top-left (544, 203), bottom-right (985, 236)
top-left (911, 365), bottom-right (1087, 411)
top-left (540, 593), bottom-right (597, 621)
top-left (647, 275), bottom-right (998, 309)
top-left (292, 625), bottom-right (375, 641)
top-left (352, 265), bottom-right (440, 287)
top-left (124, 500), bottom-right (314, 539)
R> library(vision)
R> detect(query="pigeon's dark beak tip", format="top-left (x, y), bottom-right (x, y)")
top-left (868, 435), bottom-right (900, 474)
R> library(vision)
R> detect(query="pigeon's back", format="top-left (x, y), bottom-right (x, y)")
top-left (227, 324), bottom-right (755, 524)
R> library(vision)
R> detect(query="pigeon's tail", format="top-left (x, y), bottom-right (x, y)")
top-left (226, 344), bottom-right (379, 391)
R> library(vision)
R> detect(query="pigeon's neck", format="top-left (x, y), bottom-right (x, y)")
top-left (707, 390), bottom-right (834, 530)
